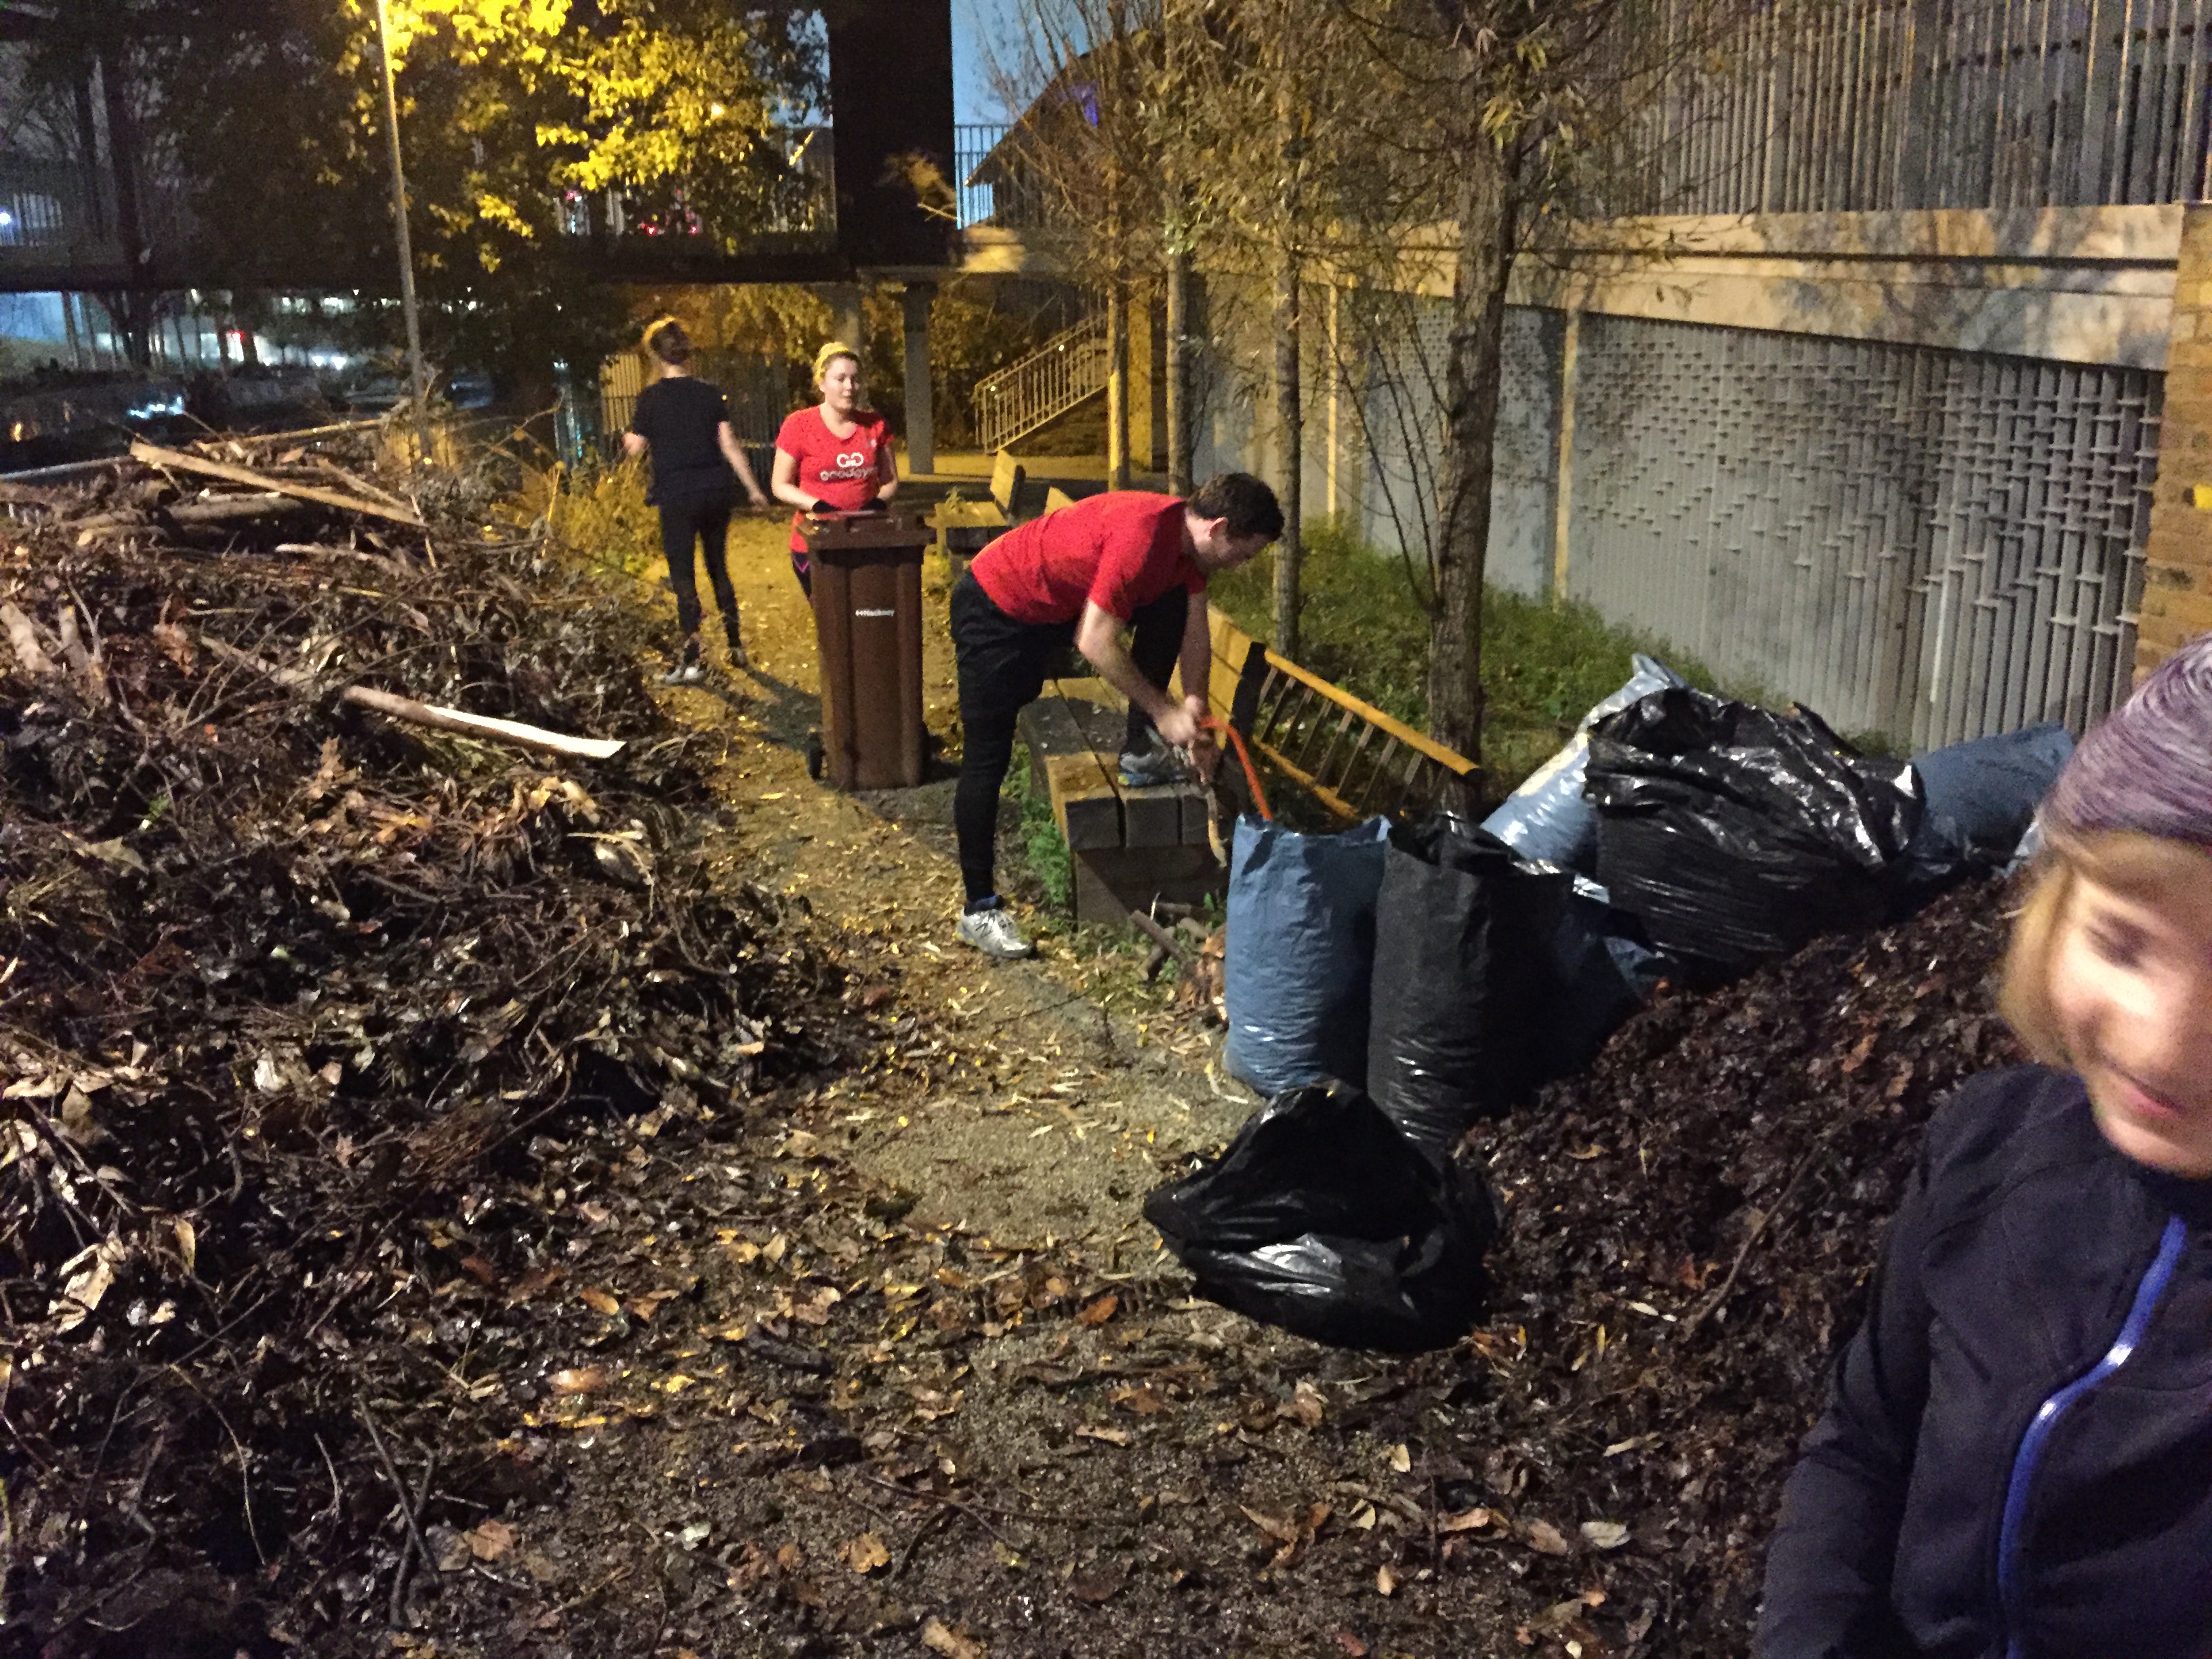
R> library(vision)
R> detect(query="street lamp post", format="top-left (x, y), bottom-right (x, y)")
top-left (373, 0), bottom-right (433, 460)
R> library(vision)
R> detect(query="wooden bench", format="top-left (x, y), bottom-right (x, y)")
top-left (927, 451), bottom-right (1028, 577)
top-left (1202, 607), bottom-right (1480, 819)
top-left (1017, 678), bottom-right (1223, 924)
top-left (930, 455), bottom-right (1092, 581)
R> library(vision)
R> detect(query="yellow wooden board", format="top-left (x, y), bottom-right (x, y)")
top-left (1043, 751), bottom-right (1122, 849)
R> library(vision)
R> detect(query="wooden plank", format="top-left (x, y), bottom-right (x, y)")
top-left (1043, 752), bottom-right (1122, 850)
top-left (989, 451), bottom-right (1025, 514)
top-left (1072, 844), bottom-right (1224, 926)
top-left (928, 497), bottom-right (1008, 530)
top-left (1119, 783), bottom-right (1185, 848)
top-left (1018, 697), bottom-right (1096, 760)
top-left (1179, 787), bottom-right (1213, 846)
top-left (1259, 647), bottom-right (1475, 783)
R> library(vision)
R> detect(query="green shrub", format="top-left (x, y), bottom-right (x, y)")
top-left (1208, 518), bottom-right (1762, 796)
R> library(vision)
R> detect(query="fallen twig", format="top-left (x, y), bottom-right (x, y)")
top-left (188, 416), bottom-right (384, 453)
top-left (1130, 909), bottom-right (1196, 972)
top-left (856, 1473), bottom-right (1018, 1549)
top-left (893, 1500), bottom-right (956, 1579)
top-left (310, 456), bottom-right (413, 512)
top-left (131, 439), bottom-right (426, 529)
top-left (0, 602), bottom-right (56, 677)
top-left (1679, 1137), bottom-right (1830, 1340)
top-left (340, 684), bottom-right (625, 760)
top-left (359, 1402), bottom-right (438, 1626)
top-left (73, 493), bottom-right (303, 535)
top-left (199, 636), bottom-right (315, 692)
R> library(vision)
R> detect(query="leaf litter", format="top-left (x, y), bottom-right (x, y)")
top-left (0, 425), bottom-right (2027, 1658)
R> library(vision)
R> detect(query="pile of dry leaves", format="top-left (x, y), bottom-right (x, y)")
top-left (0, 429), bottom-right (872, 1650)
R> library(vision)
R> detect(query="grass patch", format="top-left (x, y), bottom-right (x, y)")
top-left (1209, 518), bottom-right (1764, 796)
top-left (1012, 743), bottom-right (1073, 913)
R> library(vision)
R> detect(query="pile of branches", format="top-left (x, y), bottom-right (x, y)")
top-left (0, 432), bottom-right (851, 1647)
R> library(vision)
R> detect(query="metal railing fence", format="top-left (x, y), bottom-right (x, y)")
top-left (1629, 0), bottom-right (2212, 214)
top-left (956, 124), bottom-right (1004, 228)
top-left (598, 349), bottom-right (790, 468)
top-left (973, 313), bottom-right (1107, 452)
top-left (554, 126), bottom-right (834, 247)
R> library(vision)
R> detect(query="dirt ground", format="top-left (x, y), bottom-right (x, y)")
top-left (632, 513), bottom-right (1256, 1251)
top-left (5, 462), bottom-right (2021, 1659)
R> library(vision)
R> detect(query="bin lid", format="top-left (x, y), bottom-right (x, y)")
top-left (800, 510), bottom-right (932, 552)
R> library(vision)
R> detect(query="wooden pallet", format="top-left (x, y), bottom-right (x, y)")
top-left (1017, 680), bottom-right (1223, 925)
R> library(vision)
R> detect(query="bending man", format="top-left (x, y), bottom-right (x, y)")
top-left (951, 473), bottom-right (1282, 960)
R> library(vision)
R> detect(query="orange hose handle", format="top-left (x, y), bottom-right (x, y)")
top-left (1202, 715), bottom-right (1271, 822)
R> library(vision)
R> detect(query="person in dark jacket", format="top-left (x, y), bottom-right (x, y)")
top-left (1758, 633), bottom-right (2212, 1659)
top-left (622, 317), bottom-right (771, 683)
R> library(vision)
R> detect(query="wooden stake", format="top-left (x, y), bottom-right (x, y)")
top-left (341, 684), bottom-right (623, 760)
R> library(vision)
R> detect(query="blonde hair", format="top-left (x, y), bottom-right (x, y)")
top-left (1999, 827), bottom-right (2212, 1065)
top-left (813, 340), bottom-right (861, 386)
top-left (642, 315), bottom-right (691, 366)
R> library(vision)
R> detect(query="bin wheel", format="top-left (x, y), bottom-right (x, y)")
top-left (805, 736), bottom-right (825, 781)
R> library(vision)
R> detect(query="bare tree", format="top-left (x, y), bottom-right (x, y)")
top-left (1152, 0), bottom-right (1381, 660)
top-left (1315, 0), bottom-right (1748, 787)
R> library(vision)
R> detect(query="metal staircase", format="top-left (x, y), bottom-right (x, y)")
top-left (973, 315), bottom-right (1107, 453)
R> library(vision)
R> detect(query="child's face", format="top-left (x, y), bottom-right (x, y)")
top-left (2050, 854), bottom-right (2212, 1176)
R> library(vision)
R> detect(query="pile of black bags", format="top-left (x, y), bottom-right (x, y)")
top-left (1154, 668), bottom-right (2072, 1353)
top-left (1142, 1080), bottom-right (1500, 1353)
top-left (1366, 818), bottom-right (1637, 1155)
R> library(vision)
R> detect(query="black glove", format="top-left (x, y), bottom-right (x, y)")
top-left (851, 497), bottom-right (887, 514)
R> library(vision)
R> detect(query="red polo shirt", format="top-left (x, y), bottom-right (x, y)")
top-left (971, 491), bottom-right (1200, 625)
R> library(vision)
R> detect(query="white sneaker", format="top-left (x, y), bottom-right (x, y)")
top-left (661, 640), bottom-right (704, 685)
top-left (957, 904), bottom-right (1034, 959)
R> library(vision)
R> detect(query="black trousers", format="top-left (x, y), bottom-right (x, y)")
top-left (658, 492), bottom-right (738, 640)
top-left (950, 571), bottom-right (1187, 905)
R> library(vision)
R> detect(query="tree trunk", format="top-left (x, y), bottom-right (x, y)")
top-left (1165, 243), bottom-right (1192, 496)
top-left (92, 292), bottom-right (155, 369)
top-left (1272, 249), bottom-right (1302, 661)
top-left (1106, 280), bottom-right (1130, 489)
top-left (97, 52), bottom-right (145, 269)
top-left (1428, 134), bottom-right (1519, 795)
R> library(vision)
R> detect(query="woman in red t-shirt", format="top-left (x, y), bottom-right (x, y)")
top-left (770, 342), bottom-right (899, 594)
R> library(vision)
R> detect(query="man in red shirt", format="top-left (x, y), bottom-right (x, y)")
top-left (951, 472), bottom-right (1283, 959)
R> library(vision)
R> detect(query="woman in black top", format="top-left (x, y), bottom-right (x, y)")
top-left (623, 318), bottom-right (770, 682)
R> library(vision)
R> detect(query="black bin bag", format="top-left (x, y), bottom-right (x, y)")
top-left (1365, 817), bottom-right (1638, 1154)
top-left (1142, 1081), bottom-right (1499, 1353)
top-left (1585, 687), bottom-right (1922, 972)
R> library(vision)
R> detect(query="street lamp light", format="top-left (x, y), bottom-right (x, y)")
top-left (373, 0), bottom-right (433, 460)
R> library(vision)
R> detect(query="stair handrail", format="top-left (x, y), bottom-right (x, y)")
top-left (973, 314), bottom-right (1109, 453)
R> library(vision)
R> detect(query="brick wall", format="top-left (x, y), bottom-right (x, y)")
top-left (2138, 204), bottom-right (2212, 678)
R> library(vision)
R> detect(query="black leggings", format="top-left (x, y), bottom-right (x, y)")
top-left (950, 573), bottom-right (1187, 905)
top-left (659, 493), bottom-right (737, 639)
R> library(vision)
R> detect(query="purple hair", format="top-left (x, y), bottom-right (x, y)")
top-left (2045, 633), bottom-right (2212, 846)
